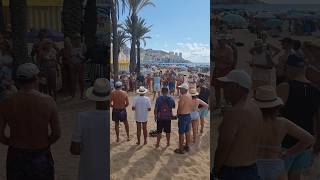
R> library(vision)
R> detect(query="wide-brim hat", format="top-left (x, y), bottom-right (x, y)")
top-left (136, 86), bottom-right (148, 94)
top-left (189, 88), bottom-right (199, 96)
top-left (86, 78), bottom-right (110, 101)
top-left (253, 85), bottom-right (283, 108)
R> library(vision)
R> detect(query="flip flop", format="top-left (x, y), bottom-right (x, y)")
top-left (174, 149), bottom-right (185, 154)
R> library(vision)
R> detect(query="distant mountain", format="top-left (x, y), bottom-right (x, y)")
top-left (212, 0), bottom-right (264, 4)
top-left (120, 46), bottom-right (191, 63)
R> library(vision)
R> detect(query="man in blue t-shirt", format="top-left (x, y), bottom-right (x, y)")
top-left (154, 87), bottom-right (176, 148)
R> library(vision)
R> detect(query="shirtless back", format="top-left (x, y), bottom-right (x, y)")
top-left (110, 90), bottom-right (129, 109)
top-left (215, 97), bottom-right (263, 170)
top-left (177, 94), bottom-right (193, 115)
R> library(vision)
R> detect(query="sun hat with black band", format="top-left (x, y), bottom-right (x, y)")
top-left (86, 78), bottom-right (110, 101)
top-left (136, 86), bottom-right (148, 94)
top-left (253, 85), bottom-right (283, 108)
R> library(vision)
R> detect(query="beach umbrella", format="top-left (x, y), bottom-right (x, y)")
top-left (222, 14), bottom-right (247, 28)
top-left (264, 19), bottom-right (283, 29)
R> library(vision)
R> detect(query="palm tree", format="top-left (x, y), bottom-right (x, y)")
top-left (10, 0), bottom-right (28, 66)
top-left (126, 0), bottom-right (155, 73)
top-left (62, 0), bottom-right (83, 38)
top-left (111, 0), bottom-right (126, 81)
top-left (83, 0), bottom-right (97, 50)
top-left (135, 18), bottom-right (151, 73)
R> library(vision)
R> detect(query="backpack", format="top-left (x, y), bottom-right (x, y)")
top-left (157, 97), bottom-right (172, 120)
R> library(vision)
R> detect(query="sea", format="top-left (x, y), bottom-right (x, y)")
top-left (213, 4), bottom-right (320, 12)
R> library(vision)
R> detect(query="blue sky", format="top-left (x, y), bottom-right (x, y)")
top-left (119, 0), bottom-right (210, 63)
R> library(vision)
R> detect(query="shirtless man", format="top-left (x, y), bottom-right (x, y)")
top-left (214, 70), bottom-right (263, 180)
top-left (213, 34), bottom-right (235, 109)
top-left (110, 81), bottom-right (130, 142)
top-left (174, 83), bottom-right (193, 154)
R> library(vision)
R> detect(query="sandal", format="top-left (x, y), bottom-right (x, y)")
top-left (174, 149), bottom-right (185, 154)
top-left (184, 146), bottom-right (190, 152)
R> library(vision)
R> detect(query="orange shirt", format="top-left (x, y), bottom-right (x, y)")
top-left (110, 90), bottom-right (129, 109)
top-left (0, 90), bottom-right (59, 149)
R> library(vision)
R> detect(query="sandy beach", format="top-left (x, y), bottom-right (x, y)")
top-left (110, 92), bottom-right (210, 180)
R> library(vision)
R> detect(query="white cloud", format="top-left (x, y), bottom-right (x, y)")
top-left (174, 42), bottom-right (210, 63)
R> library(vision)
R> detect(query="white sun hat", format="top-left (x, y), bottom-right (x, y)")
top-left (254, 85), bottom-right (283, 108)
top-left (16, 63), bottom-right (40, 80)
top-left (217, 69), bottom-right (252, 90)
top-left (86, 78), bottom-right (111, 101)
top-left (178, 83), bottom-right (189, 90)
top-left (136, 86), bottom-right (148, 94)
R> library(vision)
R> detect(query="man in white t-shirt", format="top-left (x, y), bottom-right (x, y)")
top-left (132, 86), bottom-right (151, 145)
top-left (70, 78), bottom-right (110, 180)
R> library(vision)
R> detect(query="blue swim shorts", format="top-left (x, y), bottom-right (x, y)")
top-left (178, 114), bottom-right (191, 134)
top-left (169, 82), bottom-right (175, 90)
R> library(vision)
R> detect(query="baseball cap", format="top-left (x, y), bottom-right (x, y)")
top-left (115, 81), bottom-right (122, 88)
top-left (286, 54), bottom-right (305, 68)
top-left (217, 69), bottom-right (252, 90)
top-left (16, 63), bottom-right (40, 80)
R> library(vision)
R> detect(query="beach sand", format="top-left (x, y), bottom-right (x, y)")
top-left (110, 92), bottom-right (210, 180)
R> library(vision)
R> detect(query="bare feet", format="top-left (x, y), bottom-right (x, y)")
top-left (144, 141), bottom-right (147, 145)
top-left (127, 138), bottom-right (130, 141)
top-left (136, 141), bottom-right (140, 145)
top-left (155, 144), bottom-right (160, 148)
top-left (116, 138), bottom-right (120, 142)
top-left (166, 143), bottom-right (170, 147)
top-left (200, 130), bottom-right (203, 134)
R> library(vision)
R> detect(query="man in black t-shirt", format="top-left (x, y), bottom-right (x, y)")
top-left (197, 78), bottom-right (210, 133)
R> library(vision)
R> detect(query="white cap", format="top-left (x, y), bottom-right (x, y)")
top-left (16, 63), bottom-right (40, 80)
top-left (217, 69), bottom-right (252, 90)
top-left (115, 81), bottom-right (122, 88)
top-left (178, 83), bottom-right (189, 90)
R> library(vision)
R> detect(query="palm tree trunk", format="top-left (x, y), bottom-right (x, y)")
top-left (62, 0), bottom-right (83, 38)
top-left (10, 0), bottom-right (28, 66)
top-left (84, 0), bottom-right (97, 50)
top-left (0, 0), bottom-right (5, 32)
top-left (129, 14), bottom-right (137, 73)
top-left (111, 0), bottom-right (119, 81)
top-left (136, 40), bottom-right (141, 74)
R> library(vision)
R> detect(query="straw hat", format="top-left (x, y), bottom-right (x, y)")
top-left (189, 88), bottom-right (199, 96)
top-left (253, 86), bottom-right (283, 108)
top-left (16, 63), bottom-right (40, 80)
top-left (136, 86), bottom-right (148, 94)
top-left (86, 78), bottom-right (110, 101)
top-left (115, 81), bottom-right (122, 88)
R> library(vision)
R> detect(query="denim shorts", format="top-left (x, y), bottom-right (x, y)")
top-left (199, 108), bottom-right (209, 118)
top-left (190, 111), bottom-right (200, 120)
top-left (178, 114), bottom-right (191, 134)
top-left (257, 159), bottom-right (285, 180)
top-left (284, 148), bottom-right (314, 172)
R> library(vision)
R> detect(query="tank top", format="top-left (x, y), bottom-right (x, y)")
top-left (281, 80), bottom-right (320, 148)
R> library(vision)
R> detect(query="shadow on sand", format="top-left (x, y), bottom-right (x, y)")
top-left (123, 147), bottom-right (166, 179)
top-left (110, 145), bottom-right (143, 174)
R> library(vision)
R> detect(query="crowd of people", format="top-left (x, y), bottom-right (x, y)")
top-left (213, 30), bottom-right (320, 179)
top-left (110, 67), bottom-right (210, 154)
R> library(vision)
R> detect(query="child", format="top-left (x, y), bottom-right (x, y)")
top-left (132, 86), bottom-right (151, 145)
